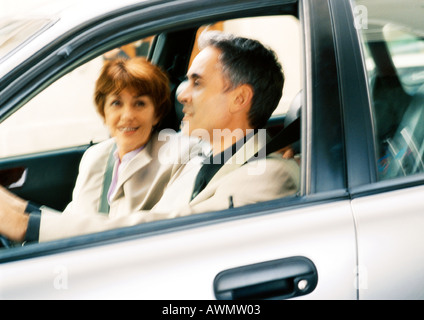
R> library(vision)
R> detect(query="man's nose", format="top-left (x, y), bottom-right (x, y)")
top-left (176, 81), bottom-right (190, 104)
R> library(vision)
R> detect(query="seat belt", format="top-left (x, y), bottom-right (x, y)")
top-left (252, 116), bottom-right (301, 161)
top-left (99, 145), bottom-right (117, 214)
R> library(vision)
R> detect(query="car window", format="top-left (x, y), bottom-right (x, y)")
top-left (0, 57), bottom-right (109, 158)
top-left (0, 37), bottom-right (156, 158)
top-left (191, 16), bottom-right (302, 116)
top-left (0, 12), bottom-right (303, 246)
top-left (0, 15), bottom-right (300, 158)
top-left (352, 0), bottom-right (424, 181)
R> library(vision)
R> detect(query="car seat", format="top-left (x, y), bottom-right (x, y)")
top-left (379, 83), bottom-right (424, 179)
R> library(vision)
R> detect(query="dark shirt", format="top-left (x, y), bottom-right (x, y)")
top-left (190, 131), bottom-right (256, 201)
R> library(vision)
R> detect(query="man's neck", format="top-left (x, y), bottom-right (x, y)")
top-left (211, 127), bottom-right (254, 156)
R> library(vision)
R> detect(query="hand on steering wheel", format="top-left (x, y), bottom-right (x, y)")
top-left (0, 235), bottom-right (11, 249)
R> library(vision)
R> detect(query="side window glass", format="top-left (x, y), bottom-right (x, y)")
top-left (190, 16), bottom-right (302, 116)
top-left (352, 0), bottom-right (424, 181)
top-left (0, 37), bottom-right (155, 158)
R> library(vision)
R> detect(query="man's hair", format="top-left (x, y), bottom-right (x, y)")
top-left (199, 31), bottom-right (285, 129)
top-left (94, 57), bottom-right (171, 130)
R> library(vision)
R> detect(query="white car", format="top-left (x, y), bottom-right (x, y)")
top-left (0, 0), bottom-right (424, 300)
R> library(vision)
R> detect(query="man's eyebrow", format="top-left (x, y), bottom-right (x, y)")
top-left (187, 73), bottom-right (202, 80)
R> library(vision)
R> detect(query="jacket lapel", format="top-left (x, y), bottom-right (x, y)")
top-left (109, 137), bottom-right (155, 202)
top-left (191, 131), bottom-right (268, 205)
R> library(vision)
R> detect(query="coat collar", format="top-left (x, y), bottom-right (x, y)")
top-left (110, 132), bottom-right (158, 201)
top-left (191, 130), bottom-right (268, 205)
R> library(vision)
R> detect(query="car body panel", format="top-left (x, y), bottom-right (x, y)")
top-left (352, 185), bottom-right (424, 299)
top-left (0, 0), bottom-right (423, 300)
top-left (0, 200), bottom-right (357, 299)
top-left (0, 0), bottom-right (149, 77)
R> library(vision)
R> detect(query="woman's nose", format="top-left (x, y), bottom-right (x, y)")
top-left (121, 104), bottom-right (135, 120)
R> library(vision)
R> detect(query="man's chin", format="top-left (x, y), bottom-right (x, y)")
top-left (180, 120), bottom-right (191, 136)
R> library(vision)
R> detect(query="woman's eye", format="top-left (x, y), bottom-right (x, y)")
top-left (111, 100), bottom-right (121, 107)
top-left (135, 100), bottom-right (146, 107)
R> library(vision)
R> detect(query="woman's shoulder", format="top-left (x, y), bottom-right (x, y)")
top-left (81, 138), bottom-right (115, 163)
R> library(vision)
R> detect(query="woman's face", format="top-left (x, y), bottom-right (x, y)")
top-left (104, 89), bottom-right (159, 159)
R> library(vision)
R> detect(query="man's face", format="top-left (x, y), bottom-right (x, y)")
top-left (177, 46), bottom-right (234, 140)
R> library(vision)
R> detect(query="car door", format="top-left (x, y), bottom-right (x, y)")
top-left (0, 0), bottom-right (358, 300)
top-left (336, 0), bottom-right (424, 299)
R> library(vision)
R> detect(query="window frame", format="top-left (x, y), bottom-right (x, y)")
top-left (346, 0), bottom-right (424, 197)
top-left (0, 0), bottom-right (350, 263)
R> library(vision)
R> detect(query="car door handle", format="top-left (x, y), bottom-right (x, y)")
top-left (214, 256), bottom-right (318, 300)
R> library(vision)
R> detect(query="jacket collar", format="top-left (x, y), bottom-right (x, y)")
top-left (110, 132), bottom-right (158, 200)
top-left (191, 130), bottom-right (268, 205)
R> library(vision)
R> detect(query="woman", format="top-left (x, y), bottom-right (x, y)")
top-left (61, 57), bottom-right (174, 219)
top-left (0, 57), bottom-right (184, 243)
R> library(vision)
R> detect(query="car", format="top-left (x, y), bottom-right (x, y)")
top-left (0, 0), bottom-right (423, 300)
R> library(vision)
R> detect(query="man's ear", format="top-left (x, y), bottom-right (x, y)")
top-left (230, 84), bottom-right (254, 114)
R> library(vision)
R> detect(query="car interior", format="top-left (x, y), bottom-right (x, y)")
top-left (0, 13), bottom-right (303, 247)
top-left (364, 23), bottom-right (424, 180)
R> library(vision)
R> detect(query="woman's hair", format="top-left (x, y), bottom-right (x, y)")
top-left (94, 57), bottom-right (171, 130)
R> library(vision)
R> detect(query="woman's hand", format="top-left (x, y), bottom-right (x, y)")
top-left (0, 185), bottom-right (29, 242)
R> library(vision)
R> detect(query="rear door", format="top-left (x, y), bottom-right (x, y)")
top-left (0, 0), bottom-right (358, 300)
top-left (339, 0), bottom-right (424, 299)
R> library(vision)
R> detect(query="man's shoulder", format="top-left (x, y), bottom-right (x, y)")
top-left (156, 131), bottom-right (209, 165)
top-left (232, 153), bottom-right (300, 183)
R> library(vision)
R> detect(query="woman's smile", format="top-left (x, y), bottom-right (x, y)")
top-left (104, 89), bottom-right (159, 158)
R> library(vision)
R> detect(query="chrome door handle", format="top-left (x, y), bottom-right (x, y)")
top-left (214, 256), bottom-right (318, 300)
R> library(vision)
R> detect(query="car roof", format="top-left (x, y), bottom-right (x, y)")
top-left (0, 0), bottom-right (149, 77)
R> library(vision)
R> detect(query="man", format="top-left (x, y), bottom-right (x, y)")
top-left (0, 31), bottom-right (300, 243)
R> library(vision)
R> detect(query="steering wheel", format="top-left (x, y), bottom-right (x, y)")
top-left (0, 235), bottom-right (11, 249)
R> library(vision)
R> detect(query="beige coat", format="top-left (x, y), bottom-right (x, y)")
top-left (61, 132), bottom-right (174, 218)
top-left (39, 132), bottom-right (299, 242)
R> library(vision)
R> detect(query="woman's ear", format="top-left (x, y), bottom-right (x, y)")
top-left (230, 84), bottom-right (254, 114)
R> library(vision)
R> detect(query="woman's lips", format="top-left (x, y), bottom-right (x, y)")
top-left (118, 126), bottom-right (140, 133)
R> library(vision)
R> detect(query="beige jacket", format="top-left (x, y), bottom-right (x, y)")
top-left (39, 132), bottom-right (195, 241)
top-left (39, 132), bottom-right (299, 242)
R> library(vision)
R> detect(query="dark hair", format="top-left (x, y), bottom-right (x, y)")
top-left (94, 57), bottom-right (171, 130)
top-left (199, 31), bottom-right (285, 129)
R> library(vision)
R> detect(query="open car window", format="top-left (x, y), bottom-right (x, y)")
top-left (0, 16), bottom-right (301, 157)
top-left (0, 12), bottom-right (303, 247)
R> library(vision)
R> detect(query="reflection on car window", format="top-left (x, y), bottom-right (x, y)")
top-left (384, 25), bottom-right (424, 95)
top-left (0, 18), bottom-right (53, 60)
top-left (352, 0), bottom-right (424, 181)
